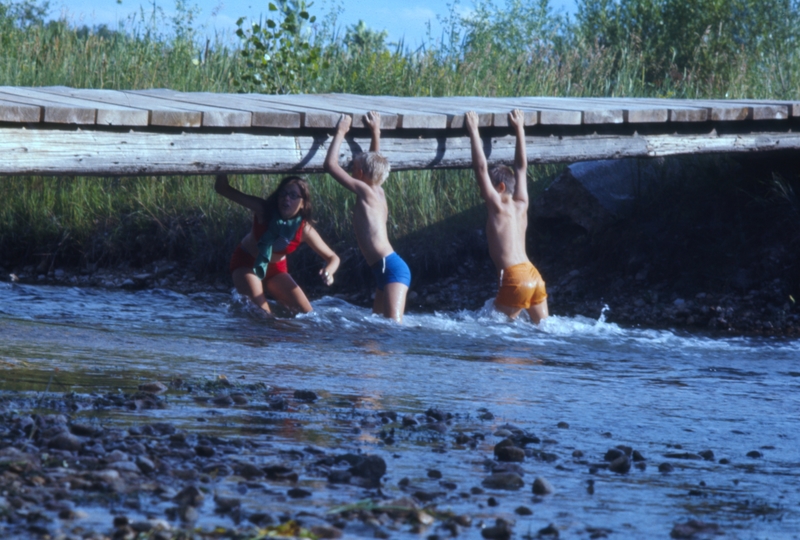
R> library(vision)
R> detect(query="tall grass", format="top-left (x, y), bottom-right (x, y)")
top-left (0, 0), bottom-right (798, 277)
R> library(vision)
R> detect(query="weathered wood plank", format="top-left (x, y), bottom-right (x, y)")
top-left (35, 87), bottom-right (201, 127)
top-left (407, 96), bottom-right (537, 128)
top-left (0, 98), bottom-right (41, 123)
top-left (3, 127), bottom-right (800, 176)
top-left (583, 97), bottom-right (703, 122)
top-left (241, 94), bottom-right (344, 129)
top-left (131, 89), bottom-right (252, 127)
top-left (0, 87), bottom-right (98, 124)
top-left (510, 98), bottom-right (584, 125)
top-left (259, 94), bottom-right (445, 129)
top-left (10, 86), bottom-right (149, 125)
top-left (123, 90), bottom-right (302, 128)
top-left (338, 95), bottom-right (488, 129)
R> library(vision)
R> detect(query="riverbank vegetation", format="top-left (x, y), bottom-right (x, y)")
top-left (1, 0), bottom-right (799, 302)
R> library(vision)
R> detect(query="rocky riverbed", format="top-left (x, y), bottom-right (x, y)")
top-left (1, 375), bottom-right (752, 540)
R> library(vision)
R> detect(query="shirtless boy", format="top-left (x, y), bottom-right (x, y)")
top-left (465, 109), bottom-right (549, 324)
top-left (324, 111), bottom-right (411, 323)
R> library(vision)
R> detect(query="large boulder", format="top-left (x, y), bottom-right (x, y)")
top-left (531, 158), bottom-right (684, 234)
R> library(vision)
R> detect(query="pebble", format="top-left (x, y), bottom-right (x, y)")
top-left (48, 432), bottom-right (82, 452)
top-left (608, 455), bottom-right (631, 474)
top-left (532, 477), bottom-right (554, 495)
top-left (481, 472), bottom-right (524, 491)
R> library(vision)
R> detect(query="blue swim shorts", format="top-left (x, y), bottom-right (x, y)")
top-left (370, 252), bottom-right (411, 290)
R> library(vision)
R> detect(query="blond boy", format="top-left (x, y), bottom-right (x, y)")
top-left (465, 109), bottom-right (549, 323)
top-left (324, 111), bottom-right (410, 323)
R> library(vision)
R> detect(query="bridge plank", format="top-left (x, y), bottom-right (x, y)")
top-left (406, 96), bottom-right (537, 128)
top-left (257, 94), bottom-right (446, 129)
top-left (0, 98), bottom-right (41, 122)
top-left (10, 86), bottom-right (150, 125)
top-left (0, 87), bottom-right (98, 124)
top-left (131, 89), bottom-right (252, 127)
top-left (34, 87), bottom-right (200, 127)
top-left (295, 94), bottom-right (401, 129)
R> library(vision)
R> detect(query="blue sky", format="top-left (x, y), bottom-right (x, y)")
top-left (51, 0), bottom-right (577, 47)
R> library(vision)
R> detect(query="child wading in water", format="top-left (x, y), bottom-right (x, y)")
top-left (465, 109), bottom-right (549, 323)
top-left (324, 111), bottom-right (411, 323)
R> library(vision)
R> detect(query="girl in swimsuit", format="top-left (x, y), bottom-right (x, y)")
top-left (215, 174), bottom-right (340, 317)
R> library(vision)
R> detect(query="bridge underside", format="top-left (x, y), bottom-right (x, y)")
top-left (0, 88), bottom-right (798, 176)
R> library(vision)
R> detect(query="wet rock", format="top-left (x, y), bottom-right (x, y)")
top-left (427, 469), bottom-right (443, 479)
top-left (532, 477), bottom-right (554, 495)
top-left (173, 486), bottom-right (204, 507)
top-left (746, 450), bottom-right (763, 459)
top-left (538, 523), bottom-right (560, 537)
top-left (109, 460), bottom-right (140, 473)
top-left (608, 455), bottom-right (631, 474)
top-left (311, 525), bottom-right (343, 539)
top-left (293, 390), bottom-right (318, 402)
top-left (287, 487), bottom-right (312, 498)
top-left (515, 505), bottom-right (533, 516)
top-left (604, 448), bottom-right (626, 461)
top-left (401, 414), bottom-right (418, 427)
top-left (482, 472), bottom-right (524, 491)
top-left (268, 397), bottom-right (288, 410)
top-left (481, 518), bottom-right (514, 540)
top-left (138, 381), bottom-right (168, 395)
top-left (494, 439), bottom-right (525, 462)
top-left (670, 520), bottom-right (722, 538)
top-left (70, 422), bottom-right (98, 437)
top-left (632, 450), bottom-right (646, 462)
top-left (425, 407), bottom-right (449, 422)
top-left (572, 449), bottom-right (585, 458)
top-left (658, 463), bottom-right (674, 473)
top-left (235, 463), bottom-right (264, 479)
top-left (231, 393), bottom-right (249, 405)
top-left (557, 421), bottom-right (570, 429)
top-left (426, 421), bottom-right (448, 433)
top-left (136, 456), bottom-right (156, 474)
top-left (212, 394), bottom-right (234, 407)
top-left (664, 452), bottom-right (703, 460)
top-left (328, 470), bottom-right (352, 484)
top-left (48, 432), bottom-right (82, 452)
top-left (350, 455), bottom-right (387, 486)
top-left (195, 445), bottom-right (215, 458)
top-left (413, 489), bottom-right (445, 503)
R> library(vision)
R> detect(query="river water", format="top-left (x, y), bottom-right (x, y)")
top-left (1, 281), bottom-right (799, 538)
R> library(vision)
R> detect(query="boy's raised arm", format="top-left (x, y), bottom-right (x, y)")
top-left (509, 109), bottom-right (529, 204)
top-left (324, 114), bottom-right (361, 193)
top-left (465, 111), bottom-right (495, 202)
top-left (364, 110), bottom-right (381, 153)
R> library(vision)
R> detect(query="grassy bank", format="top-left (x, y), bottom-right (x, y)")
top-left (1, 0), bottom-right (798, 284)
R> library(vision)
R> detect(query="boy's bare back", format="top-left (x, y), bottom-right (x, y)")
top-left (465, 110), bottom-right (530, 270)
top-left (323, 112), bottom-right (393, 266)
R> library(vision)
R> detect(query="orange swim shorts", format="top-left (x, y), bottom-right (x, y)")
top-left (495, 261), bottom-right (548, 309)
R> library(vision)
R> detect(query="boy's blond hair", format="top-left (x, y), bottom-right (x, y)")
top-left (489, 165), bottom-right (516, 194)
top-left (353, 152), bottom-right (390, 184)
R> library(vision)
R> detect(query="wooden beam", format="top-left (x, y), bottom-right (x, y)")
top-left (2, 126), bottom-right (800, 176)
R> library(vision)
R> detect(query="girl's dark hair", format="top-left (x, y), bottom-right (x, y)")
top-left (262, 176), bottom-right (313, 223)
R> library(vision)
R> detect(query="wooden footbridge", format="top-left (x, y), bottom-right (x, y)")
top-left (0, 86), bottom-right (798, 175)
